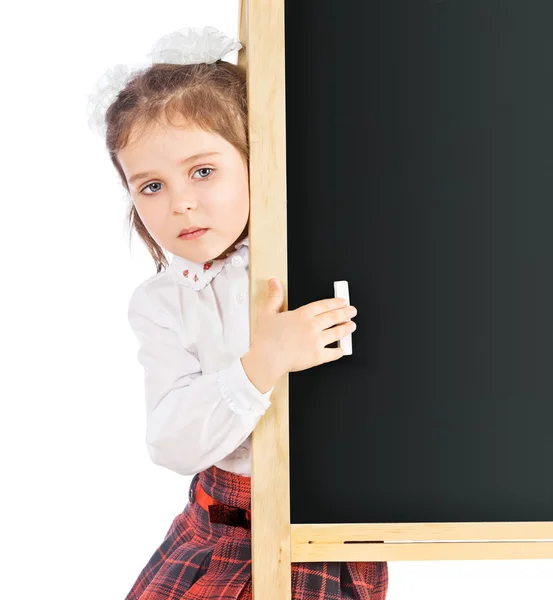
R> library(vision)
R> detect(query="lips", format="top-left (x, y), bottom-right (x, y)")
top-left (179, 227), bottom-right (206, 236)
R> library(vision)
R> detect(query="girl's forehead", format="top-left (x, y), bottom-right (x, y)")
top-left (119, 122), bottom-right (229, 165)
top-left (127, 120), bottom-right (221, 150)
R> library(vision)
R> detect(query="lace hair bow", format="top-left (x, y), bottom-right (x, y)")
top-left (86, 26), bottom-right (242, 136)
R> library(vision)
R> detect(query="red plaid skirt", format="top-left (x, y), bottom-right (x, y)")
top-left (124, 465), bottom-right (388, 599)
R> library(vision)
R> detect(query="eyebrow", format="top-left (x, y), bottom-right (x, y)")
top-left (128, 152), bottom-right (222, 185)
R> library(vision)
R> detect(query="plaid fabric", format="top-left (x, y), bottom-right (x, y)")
top-left (124, 465), bottom-right (388, 599)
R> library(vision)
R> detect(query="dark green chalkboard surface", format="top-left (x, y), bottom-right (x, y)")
top-left (286, 0), bottom-right (553, 525)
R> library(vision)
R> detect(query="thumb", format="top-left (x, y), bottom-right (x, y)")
top-left (264, 278), bottom-right (284, 313)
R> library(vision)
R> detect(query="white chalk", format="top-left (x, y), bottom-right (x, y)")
top-left (333, 280), bottom-right (353, 355)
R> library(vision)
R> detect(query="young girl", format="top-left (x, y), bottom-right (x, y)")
top-left (88, 25), bottom-right (388, 600)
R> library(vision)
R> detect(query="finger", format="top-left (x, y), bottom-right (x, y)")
top-left (318, 346), bottom-right (346, 364)
top-left (300, 297), bottom-right (348, 318)
top-left (320, 320), bottom-right (357, 348)
top-left (314, 305), bottom-right (356, 331)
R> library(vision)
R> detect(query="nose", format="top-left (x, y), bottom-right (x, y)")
top-left (170, 190), bottom-right (198, 213)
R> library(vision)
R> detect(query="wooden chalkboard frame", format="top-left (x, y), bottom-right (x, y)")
top-left (240, 1), bottom-right (553, 598)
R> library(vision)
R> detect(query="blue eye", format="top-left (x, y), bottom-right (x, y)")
top-left (139, 168), bottom-right (214, 196)
top-left (193, 167), bottom-right (214, 179)
top-left (141, 182), bottom-right (163, 195)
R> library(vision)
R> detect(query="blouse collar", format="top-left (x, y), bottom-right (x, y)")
top-left (167, 236), bottom-right (249, 291)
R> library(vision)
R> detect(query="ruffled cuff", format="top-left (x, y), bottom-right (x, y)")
top-left (216, 356), bottom-right (273, 416)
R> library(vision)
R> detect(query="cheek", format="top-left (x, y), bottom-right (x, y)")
top-left (133, 200), bottom-right (149, 223)
top-left (209, 196), bottom-right (248, 221)
top-left (202, 185), bottom-right (248, 217)
top-left (133, 200), bottom-right (163, 231)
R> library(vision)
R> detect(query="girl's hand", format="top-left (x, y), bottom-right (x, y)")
top-left (241, 278), bottom-right (357, 393)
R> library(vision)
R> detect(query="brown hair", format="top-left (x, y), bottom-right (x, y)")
top-left (103, 60), bottom-right (249, 273)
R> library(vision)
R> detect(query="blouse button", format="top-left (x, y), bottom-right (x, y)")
top-left (236, 447), bottom-right (249, 459)
top-left (231, 255), bottom-right (243, 268)
top-left (237, 291), bottom-right (247, 304)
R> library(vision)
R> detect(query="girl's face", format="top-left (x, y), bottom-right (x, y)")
top-left (118, 117), bottom-right (249, 264)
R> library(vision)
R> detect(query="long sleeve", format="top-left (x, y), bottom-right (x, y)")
top-left (127, 283), bottom-right (274, 476)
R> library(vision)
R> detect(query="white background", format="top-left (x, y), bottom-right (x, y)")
top-left (1, 1), bottom-right (551, 598)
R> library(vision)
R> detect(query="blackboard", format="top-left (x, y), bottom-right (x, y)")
top-left (286, 0), bottom-right (553, 525)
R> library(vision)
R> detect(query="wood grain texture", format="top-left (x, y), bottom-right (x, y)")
top-left (292, 540), bottom-right (553, 562)
top-left (243, 1), bottom-right (292, 598)
top-left (292, 523), bottom-right (553, 561)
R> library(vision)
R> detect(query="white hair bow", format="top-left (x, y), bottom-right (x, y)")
top-left (87, 26), bottom-right (242, 136)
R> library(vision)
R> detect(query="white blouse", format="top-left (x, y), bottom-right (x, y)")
top-left (127, 236), bottom-right (274, 477)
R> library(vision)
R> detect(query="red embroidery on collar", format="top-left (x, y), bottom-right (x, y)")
top-left (182, 261), bottom-right (215, 282)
